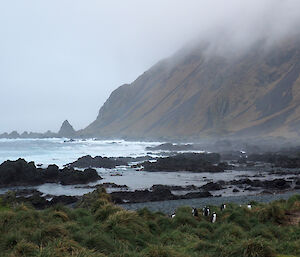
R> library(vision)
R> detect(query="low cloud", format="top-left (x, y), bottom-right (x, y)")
top-left (0, 0), bottom-right (299, 132)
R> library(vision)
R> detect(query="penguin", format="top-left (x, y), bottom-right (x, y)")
top-left (211, 212), bottom-right (217, 223)
top-left (203, 206), bottom-right (210, 216)
top-left (220, 204), bottom-right (226, 211)
top-left (171, 212), bottom-right (176, 218)
top-left (192, 207), bottom-right (198, 217)
top-left (247, 204), bottom-right (252, 209)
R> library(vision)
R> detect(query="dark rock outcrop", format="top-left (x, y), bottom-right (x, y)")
top-left (146, 143), bottom-right (194, 151)
top-left (230, 178), bottom-right (291, 190)
top-left (181, 191), bottom-right (212, 199)
top-left (142, 153), bottom-right (223, 172)
top-left (200, 182), bottom-right (225, 191)
top-left (111, 187), bottom-right (212, 204)
top-left (59, 167), bottom-right (101, 185)
top-left (111, 188), bottom-right (176, 203)
top-left (248, 153), bottom-right (300, 168)
top-left (1, 190), bottom-right (79, 209)
top-left (50, 195), bottom-right (78, 206)
top-left (150, 184), bottom-right (199, 191)
top-left (102, 182), bottom-right (129, 189)
top-left (264, 179), bottom-right (291, 190)
top-left (67, 155), bottom-right (127, 169)
top-left (0, 159), bottom-right (102, 187)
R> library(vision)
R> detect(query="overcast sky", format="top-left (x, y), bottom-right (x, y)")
top-left (1, 0), bottom-right (300, 133)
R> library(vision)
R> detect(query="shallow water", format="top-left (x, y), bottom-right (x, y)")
top-left (121, 190), bottom-right (300, 214)
top-left (0, 138), bottom-right (298, 198)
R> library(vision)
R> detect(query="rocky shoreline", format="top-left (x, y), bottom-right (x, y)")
top-left (0, 143), bottom-right (300, 209)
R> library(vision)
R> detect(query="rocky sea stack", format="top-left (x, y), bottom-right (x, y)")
top-left (58, 120), bottom-right (76, 138)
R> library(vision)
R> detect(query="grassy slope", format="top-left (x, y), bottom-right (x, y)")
top-left (0, 190), bottom-right (299, 257)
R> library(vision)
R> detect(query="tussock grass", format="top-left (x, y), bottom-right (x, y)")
top-left (143, 245), bottom-right (188, 257)
top-left (52, 210), bottom-right (70, 222)
top-left (94, 203), bottom-right (121, 221)
top-left (258, 203), bottom-right (286, 224)
top-left (229, 238), bottom-right (276, 257)
top-left (11, 240), bottom-right (38, 257)
top-left (0, 193), bottom-right (299, 257)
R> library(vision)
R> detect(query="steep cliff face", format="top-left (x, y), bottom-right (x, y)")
top-left (82, 36), bottom-right (300, 140)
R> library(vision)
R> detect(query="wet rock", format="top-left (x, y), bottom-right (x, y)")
top-left (248, 153), bottom-right (300, 168)
top-left (102, 182), bottom-right (128, 189)
top-left (50, 195), bottom-right (78, 205)
top-left (230, 178), bottom-right (291, 191)
top-left (0, 159), bottom-right (102, 187)
top-left (67, 155), bottom-right (127, 168)
top-left (181, 191), bottom-right (212, 199)
top-left (14, 189), bottom-right (43, 197)
top-left (111, 187), bottom-right (212, 204)
top-left (146, 143), bottom-right (194, 151)
top-left (260, 190), bottom-right (273, 194)
top-left (245, 186), bottom-right (259, 191)
top-left (131, 164), bottom-right (142, 169)
top-left (232, 188), bottom-right (240, 193)
top-left (59, 168), bottom-right (101, 185)
top-left (200, 182), bottom-right (224, 191)
top-left (111, 188), bottom-right (177, 203)
top-left (150, 184), bottom-right (199, 191)
top-left (0, 159), bottom-right (43, 186)
top-left (43, 164), bottom-right (59, 181)
top-left (142, 153), bottom-right (223, 172)
top-left (264, 179), bottom-right (291, 190)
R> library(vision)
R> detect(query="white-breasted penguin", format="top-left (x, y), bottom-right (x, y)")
top-left (211, 212), bottom-right (217, 223)
top-left (220, 204), bottom-right (226, 211)
top-left (203, 206), bottom-right (210, 216)
top-left (192, 208), bottom-right (198, 217)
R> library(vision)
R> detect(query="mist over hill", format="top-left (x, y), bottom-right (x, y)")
top-left (80, 34), bottom-right (300, 141)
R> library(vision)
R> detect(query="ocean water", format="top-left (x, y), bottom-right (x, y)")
top-left (0, 138), bottom-right (161, 167)
top-left (0, 138), bottom-right (295, 197)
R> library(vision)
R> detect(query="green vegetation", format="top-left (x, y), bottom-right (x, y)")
top-left (0, 190), bottom-right (299, 257)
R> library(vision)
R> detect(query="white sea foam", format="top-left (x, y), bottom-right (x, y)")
top-left (0, 138), bottom-right (161, 167)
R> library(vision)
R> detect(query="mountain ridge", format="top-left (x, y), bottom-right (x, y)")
top-left (80, 36), bottom-right (300, 140)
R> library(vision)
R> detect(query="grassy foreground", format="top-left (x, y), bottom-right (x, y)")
top-left (0, 189), bottom-right (299, 257)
